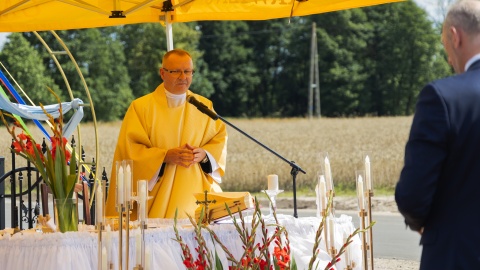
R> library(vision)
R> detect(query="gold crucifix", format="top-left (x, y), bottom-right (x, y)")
top-left (195, 190), bottom-right (216, 223)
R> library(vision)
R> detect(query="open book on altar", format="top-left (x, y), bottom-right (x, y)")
top-left (194, 192), bottom-right (255, 222)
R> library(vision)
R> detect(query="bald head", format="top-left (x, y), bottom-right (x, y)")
top-left (442, 0), bottom-right (480, 73)
top-left (162, 49), bottom-right (192, 64)
top-left (445, 0), bottom-right (480, 35)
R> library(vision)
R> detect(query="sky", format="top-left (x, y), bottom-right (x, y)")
top-left (0, 1), bottom-right (441, 50)
top-left (415, 0), bottom-right (445, 21)
top-left (0, 32), bottom-right (8, 49)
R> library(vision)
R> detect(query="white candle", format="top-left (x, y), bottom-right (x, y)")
top-left (357, 175), bottom-right (365, 210)
top-left (324, 156), bottom-right (333, 192)
top-left (315, 183), bottom-right (320, 218)
top-left (315, 175), bottom-right (321, 218)
top-left (138, 180), bottom-right (147, 222)
top-left (105, 225), bottom-right (112, 261)
top-left (267, 174), bottom-right (278, 190)
top-left (125, 163), bottom-right (132, 202)
top-left (319, 175), bottom-right (327, 212)
top-left (135, 229), bottom-right (142, 265)
top-left (102, 246), bottom-right (107, 270)
top-left (96, 187), bottom-right (103, 223)
top-left (145, 246), bottom-right (152, 270)
top-left (117, 165), bottom-right (124, 204)
top-left (328, 216), bottom-right (335, 249)
top-left (365, 155), bottom-right (372, 191)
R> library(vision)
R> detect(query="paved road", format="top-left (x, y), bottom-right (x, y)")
top-left (274, 208), bottom-right (422, 262)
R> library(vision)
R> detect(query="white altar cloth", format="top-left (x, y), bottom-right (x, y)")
top-left (0, 214), bottom-right (362, 270)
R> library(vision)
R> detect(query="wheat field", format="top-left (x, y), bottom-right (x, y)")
top-left (0, 117), bottom-right (413, 194)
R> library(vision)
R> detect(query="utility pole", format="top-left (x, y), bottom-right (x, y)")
top-left (308, 22), bottom-right (321, 118)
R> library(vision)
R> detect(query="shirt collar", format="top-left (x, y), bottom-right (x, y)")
top-left (464, 53), bottom-right (480, 71)
top-left (164, 88), bottom-right (186, 108)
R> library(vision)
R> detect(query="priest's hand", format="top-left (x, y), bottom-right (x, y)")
top-left (185, 143), bottom-right (207, 164)
top-left (164, 145), bottom-right (194, 168)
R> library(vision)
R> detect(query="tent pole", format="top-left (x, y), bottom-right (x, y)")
top-left (314, 27), bottom-right (321, 118)
top-left (308, 22), bottom-right (315, 118)
top-left (166, 11), bottom-right (174, 51)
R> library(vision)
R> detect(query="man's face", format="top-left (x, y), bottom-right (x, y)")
top-left (160, 54), bottom-right (194, 94)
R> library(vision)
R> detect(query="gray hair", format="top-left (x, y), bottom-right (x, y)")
top-left (445, 0), bottom-right (480, 35)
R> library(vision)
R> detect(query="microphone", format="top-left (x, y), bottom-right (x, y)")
top-left (187, 95), bottom-right (219, 120)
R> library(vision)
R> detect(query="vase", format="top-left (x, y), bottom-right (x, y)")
top-left (54, 198), bottom-right (79, 233)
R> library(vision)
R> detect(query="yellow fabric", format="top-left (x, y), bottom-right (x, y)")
top-left (105, 83), bottom-right (227, 219)
top-left (0, 0), bottom-right (164, 32)
top-left (172, 0), bottom-right (404, 22)
top-left (0, 0), bottom-right (403, 32)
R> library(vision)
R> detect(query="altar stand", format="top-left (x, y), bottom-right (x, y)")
top-left (0, 214), bottom-right (361, 270)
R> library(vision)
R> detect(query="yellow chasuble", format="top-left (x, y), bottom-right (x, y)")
top-left (105, 84), bottom-right (227, 219)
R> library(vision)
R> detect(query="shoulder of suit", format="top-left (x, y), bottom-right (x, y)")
top-left (427, 68), bottom-right (480, 97)
top-left (467, 59), bottom-right (480, 71)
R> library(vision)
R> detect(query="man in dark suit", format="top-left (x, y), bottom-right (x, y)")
top-left (395, 0), bottom-right (480, 269)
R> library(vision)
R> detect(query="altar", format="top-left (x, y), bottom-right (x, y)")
top-left (0, 214), bottom-right (362, 270)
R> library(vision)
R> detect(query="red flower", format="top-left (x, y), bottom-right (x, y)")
top-left (50, 136), bottom-right (70, 162)
top-left (183, 259), bottom-right (194, 268)
top-left (273, 246), bottom-right (291, 270)
top-left (12, 141), bottom-right (23, 153)
top-left (0, 91), bottom-right (78, 203)
top-left (25, 139), bottom-right (36, 156)
top-left (241, 256), bottom-right (251, 267)
top-left (17, 132), bottom-right (29, 140)
top-left (253, 257), bottom-right (269, 270)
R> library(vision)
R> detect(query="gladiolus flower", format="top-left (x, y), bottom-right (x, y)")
top-left (17, 132), bottom-right (29, 140)
top-left (273, 246), bottom-right (291, 269)
top-left (183, 259), bottom-right (194, 268)
top-left (12, 141), bottom-right (23, 153)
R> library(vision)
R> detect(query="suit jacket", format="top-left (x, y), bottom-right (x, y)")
top-left (395, 60), bottom-right (480, 269)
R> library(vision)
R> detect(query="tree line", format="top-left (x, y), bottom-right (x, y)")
top-left (0, 1), bottom-right (452, 121)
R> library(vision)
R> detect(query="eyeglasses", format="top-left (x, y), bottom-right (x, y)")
top-left (162, 68), bottom-right (195, 77)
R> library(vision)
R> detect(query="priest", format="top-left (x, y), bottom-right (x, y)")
top-left (105, 49), bottom-right (227, 219)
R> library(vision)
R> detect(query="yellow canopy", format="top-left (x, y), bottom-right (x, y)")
top-left (0, 0), bottom-right (403, 32)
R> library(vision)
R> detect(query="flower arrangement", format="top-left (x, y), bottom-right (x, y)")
top-left (0, 89), bottom-right (78, 232)
top-left (173, 193), bottom-right (372, 270)
top-left (174, 199), bottom-right (295, 270)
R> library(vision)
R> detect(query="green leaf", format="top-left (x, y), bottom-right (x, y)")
top-left (44, 146), bottom-right (56, 197)
top-left (273, 257), bottom-right (281, 270)
top-left (65, 174), bottom-right (77, 199)
top-left (291, 257), bottom-right (298, 270)
top-left (69, 146), bottom-right (76, 177)
top-left (66, 146), bottom-right (77, 198)
top-left (215, 250), bottom-right (224, 270)
top-left (31, 144), bottom-right (49, 187)
top-left (54, 145), bottom-right (66, 199)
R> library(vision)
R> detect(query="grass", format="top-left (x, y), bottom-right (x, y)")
top-left (222, 117), bottom-right (411, 194)
top-left (252, 186), bottom-right (394, 199)
top-left (0, 116), bottom-right (412, 195)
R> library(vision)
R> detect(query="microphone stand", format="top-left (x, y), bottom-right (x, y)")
top-left (219, 115), bottom-right (305, 218)
top-left (189, 97), bottom-right (306, 217)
